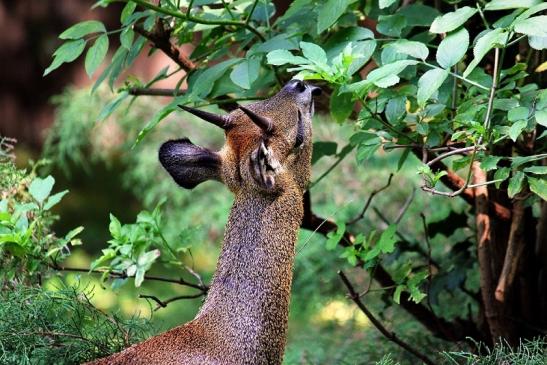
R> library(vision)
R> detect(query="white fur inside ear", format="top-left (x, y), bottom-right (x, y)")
top-left (250, 140), bottom-right (282, 190)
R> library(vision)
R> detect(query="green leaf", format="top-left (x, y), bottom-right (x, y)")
top-left (417, 68), bottom-right (448, 107)
top-left (325, 222), bottom-right (345, 250)
top-left (121, 2), bottom-right (137, 24)
top-left (366, 60), bottom-right (418, 86)
top-left (436, 27), bottom-right (469, 68)
top-left (137, 249), bottom-right (160, 268)
top-left (512, 154), bottom-right (547, 168)
top-left (65, 226), bottom-right (84, 241)
top-left (508, 106), bottom-right (529, 121)
top-left (190, 59), bottom-right (241, 98)
top-left (430, 6), bottom-right (477, 34)
top-left (312, 142), bottom-right (338, 164)
top-left (44, 39), bottom-right (86, 76)
top-left (300, 42), bottom-right (328, 66)
top-left (485, 0), bottom-right (541, 11)
top-left (409, 286), bottom-right (427, 303)
top-left (377, 224), bottom-right (397, 254)
top-left (508, 119), bottom-right (527, 141)
top-left (385, 96), bottom-right (406, 123)
top-left (527, 176), bottom-right (547, 200)
top-left (480, 156), bottom-right (502, 171)
top-left (514, 16), bottom-right (547, 37)
top-left (379, 0), bottom-right (397, 9)
top-left (134, 103), bottom-right (179, 146)
top-left (317, 0), bottom-right (351, 33)
top-left (463, 28), bottom-right (509, 77)
top-left (524, 166), bottom-right (547, 175)
top-left (514, 3), bottom-right (547, 22)
top-left (267, 49), bottom-right (308, 65)
top-left (85, 34), bottom-right (109, 77)
top-left (354, 134), bottom-right (382, 162)
top-left (494, 167), bottom-right (511, 188)
top-left (393, 285), bottom-right (405, 304)
top-left (98, 91), bottom-right (129, 121)
top-left (389, 40), bottom-right (429, 60)
top-left (120, 28), bottom-right (134, 50)
top-left (135, 268), bottom-right (145, 287)
top-left (508, 171), bottom-right (525, 198)
top-left (230, 58), bottom-right (260, 89)
top-left (377, 14), bottom-right (407, 37)
top-left (29, 176), bottom-right (55, 205)
top-left (255, 34), bottom-right (299, 53)
top-left (44, 190), bottom-right (69, 210)
top-left (59, 20), bottom-right (105, 40)
top-left (529, 35), bottom-right (547, 50)
top-left (536, 110), bottom-right (547, 126)
top-left (399, 4), bottom-right (440, 27)
top-left (330, 90), bottom-right (354, 123)
top-left (109, 214), bottom-right (122, 239)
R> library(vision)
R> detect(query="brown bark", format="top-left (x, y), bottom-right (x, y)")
top-left (473, 162), bottom-right (509, 343)
top-left (495, 200), bottom-right (525, 302)
top-left (134, 19), bottom-right (196, 72)
top-left (535, 202), bottom-right (547, 325)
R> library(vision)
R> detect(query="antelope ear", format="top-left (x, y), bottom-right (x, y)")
top-left (159, 138), bottom-right (222, 189)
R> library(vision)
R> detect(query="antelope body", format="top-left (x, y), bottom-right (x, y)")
top-left (88, 80), bottom-right (321, 365)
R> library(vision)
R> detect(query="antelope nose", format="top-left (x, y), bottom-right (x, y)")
top-left (310, 85), bottom-right (321, 96)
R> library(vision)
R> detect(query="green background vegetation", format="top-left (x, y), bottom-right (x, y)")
top-left (1, 0), bottom-right (546, 364)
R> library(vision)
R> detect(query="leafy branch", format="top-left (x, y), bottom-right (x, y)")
top-left (119, 0), bottom-right (266, 42)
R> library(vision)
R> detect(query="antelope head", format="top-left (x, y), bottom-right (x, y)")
top-left (159, 80), bottom-right (321, 195)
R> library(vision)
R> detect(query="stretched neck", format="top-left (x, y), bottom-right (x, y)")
top-left (195, 186), bottom-right (303, 364)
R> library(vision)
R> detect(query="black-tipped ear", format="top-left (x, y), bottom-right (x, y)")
top-left (159, 138), bottom-right (222, 189)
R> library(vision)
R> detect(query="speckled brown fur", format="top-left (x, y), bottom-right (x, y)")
top-left (87, 81), bottom-right (320, 365)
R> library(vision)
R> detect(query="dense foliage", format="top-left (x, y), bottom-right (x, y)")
top-left (1, 0), bottom-right (546, 363)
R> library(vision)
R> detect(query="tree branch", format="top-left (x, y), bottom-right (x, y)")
top-left (347, 173), bottom-right (393, 225)
top-left (51, 265), bottom-right (208, 292)
top-left (134, 21), bottom-right (196, 72)
top-left (301, 192), bottom-right (482, 342)
top-left (139, 293), bottom-right (204, 311)
top-left (473, 162), bottom-right (506, 343)
top-left (338, 271), bottom-right (436, 365)
top-left (128, 87), bottom-right (187, 96)
top-left (495, 199), bottom-right (525, 302)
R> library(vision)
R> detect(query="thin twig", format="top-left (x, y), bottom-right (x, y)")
top-left (426, 146), bottom-right (482, 167)
top-left (245, 0), bottom-right (259, 24)
top-left (338, 271), bottom-right (436, 365)
top-left (128, 87), bottom-right (186, 96)
top-left (421, 62), bottom-right (489, 91)
top-left (139, 293), bottom-right (204, 311)
top-left (373, 206), bottom-right (440, 269)
top-left (310, 143), bottom-right (352, 188)
top-left (51, 265), bottom-right (208, 292)
top-left (134, 22), bottom-right (196, 72)
top-left (347, 173), bottom-right (394, 225)
top-left (394, 188), bottom-right (416, 224)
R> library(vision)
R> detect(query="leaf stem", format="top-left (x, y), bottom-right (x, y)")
top-left (421, 62), bottom-right (489, 91)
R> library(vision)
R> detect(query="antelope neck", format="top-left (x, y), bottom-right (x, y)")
top-left (196, 188), bottom-right (303, 359)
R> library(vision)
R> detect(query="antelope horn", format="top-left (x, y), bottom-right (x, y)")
top-left (178, 105), bottom-right (230, 129)
top-left (239, 106), bottom-right (274, 134)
